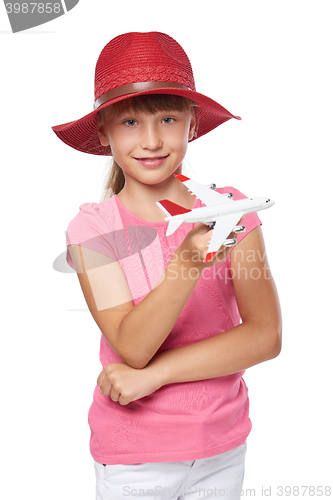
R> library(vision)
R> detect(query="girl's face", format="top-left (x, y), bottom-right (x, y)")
top-left (97, 103), bottom-right (196, 187)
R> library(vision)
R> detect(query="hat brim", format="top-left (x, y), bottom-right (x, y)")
top-left (52, 88), bottom-right (241, 156)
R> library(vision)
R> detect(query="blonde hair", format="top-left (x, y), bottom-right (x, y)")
top-left (99, 94), bottom-right (197, 201)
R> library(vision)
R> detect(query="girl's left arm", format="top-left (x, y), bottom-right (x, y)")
top-left (98, 226), bottom-right (282, 405)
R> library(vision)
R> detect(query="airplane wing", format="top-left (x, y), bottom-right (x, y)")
top-left (175, 174), bottom-right (233, 207)
top-left (205, 212), bottom-right (244, 260)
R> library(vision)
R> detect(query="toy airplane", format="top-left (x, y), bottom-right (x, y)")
top-left (157, 174), bottom-right (275, 261)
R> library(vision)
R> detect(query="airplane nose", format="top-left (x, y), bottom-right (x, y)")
top-left (265, 198), bottom-right (275, 207)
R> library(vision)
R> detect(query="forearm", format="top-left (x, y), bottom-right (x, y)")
top-left (116, 248), bottom-right (203, 368)
top-left (147, 319), bottom-right (282, 385)
top-left (97, 319), bottom-right (281, 406)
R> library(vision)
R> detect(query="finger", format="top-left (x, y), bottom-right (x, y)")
top-left (97, 366), bottom-right (113, 387)
top-left (118, 394), bottom-right (131, 406)
top-left (99, 381), bottom-right (112, 395)
top-left (99, 371), bottom-right (115, 394)
top-left (110, 387), bottom-right (121, 402)
top-left (97, 363), bottom-right (119, 387)
top-left (97, 371), bottom-right (107, 387)
top-left (99, 372), bottom-right (115, 395)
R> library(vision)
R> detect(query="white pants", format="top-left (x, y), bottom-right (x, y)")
top-left (94, 441), bottom-right (247, 500)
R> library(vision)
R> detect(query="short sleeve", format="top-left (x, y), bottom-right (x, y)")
top-left (65, 200), bottom-right (126, 270)
top-left (215, 186), bottom-right (262, 244)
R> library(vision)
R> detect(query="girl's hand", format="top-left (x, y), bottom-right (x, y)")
top-left (97, 362), bottom-right (163, 405)
top-left (178, 217), bottom-right (244, 268)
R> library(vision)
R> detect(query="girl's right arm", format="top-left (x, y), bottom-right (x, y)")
top-left (69, 223), bottom-right (235, 369)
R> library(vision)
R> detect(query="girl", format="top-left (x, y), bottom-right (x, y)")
top-left (53, 31), bottom-right (282, 500)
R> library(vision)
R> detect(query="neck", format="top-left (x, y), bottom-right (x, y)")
top-left (117, 169), bottom-right (196, 222)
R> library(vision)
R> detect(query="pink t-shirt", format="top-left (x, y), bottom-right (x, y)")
top-left (66, 187), bottom-right (261, 465)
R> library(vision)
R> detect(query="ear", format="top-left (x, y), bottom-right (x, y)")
top-left (188, 113), bottom-right (196, 141)
top-left (96, 113), bottom-right (110, 147)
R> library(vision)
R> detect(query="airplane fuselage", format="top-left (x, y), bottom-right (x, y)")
top-left (165, 197), bottom-right (274, 224)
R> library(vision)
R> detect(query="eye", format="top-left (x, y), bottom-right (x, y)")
top-left (162, 117), bottom-right (174, 124)
top-left (124, 119), bottom-right (137, 126)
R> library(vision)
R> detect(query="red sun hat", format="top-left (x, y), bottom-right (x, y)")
top-left (52, 31), bottom-right (241, 156)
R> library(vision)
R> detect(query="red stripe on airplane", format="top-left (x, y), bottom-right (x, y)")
top-left (158, 199), bottom-right (192, 216)
top-left (204, 251), bottom-right (217, 262)
top-left (174, 174), bottom-right (190, 182)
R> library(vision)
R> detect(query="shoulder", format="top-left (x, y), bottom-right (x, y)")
top-left (68, 197), bottom-right (115, 225)
top-left (65, 196), bottom-right (124, 269)
top-left (66, 196), bottom-right (122, 246)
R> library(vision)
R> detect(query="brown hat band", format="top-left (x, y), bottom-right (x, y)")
top-left (93, 81), bottom-right (191, 110)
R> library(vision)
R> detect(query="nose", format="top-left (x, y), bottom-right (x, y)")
top-left (140, 124), bottom-right (162, 151)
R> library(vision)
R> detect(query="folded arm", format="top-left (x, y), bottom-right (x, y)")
top-left (97, 226), bottom-right (282, 405)
top-left (147, 226), bottom-right (282, 384)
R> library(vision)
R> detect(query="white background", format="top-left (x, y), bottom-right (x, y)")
top-left (1, 1), bottom-right (332, 498)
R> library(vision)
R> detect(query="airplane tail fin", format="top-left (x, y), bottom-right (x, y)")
top-left (156, 200), bottom-right (191, 236)
top-left (157, 199), bottom-right (192, 216)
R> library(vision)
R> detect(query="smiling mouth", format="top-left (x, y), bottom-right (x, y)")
top-left (134, 155), bottom-right (169, 161)
top-left (133, 155), bottom-right (169, 167)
